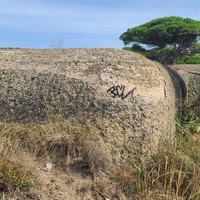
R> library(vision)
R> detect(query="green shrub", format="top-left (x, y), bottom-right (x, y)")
top-left (177, 54), bottom-right (200, 64)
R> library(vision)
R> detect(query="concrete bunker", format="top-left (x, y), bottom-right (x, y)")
top-left (0, 48), bottom-right (190, 162)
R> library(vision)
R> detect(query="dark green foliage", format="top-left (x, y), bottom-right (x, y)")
top-left (120, 16), bottom-right (200, 64)
top-left (144, 47), bottom-right (173, 64)
top-left (192, 41), bottom-right (200, 54)
top-left (131, 43), bottom-right (146, 52)
top-left (177, 54), bottom-right (200, 64)
top-left (125, 44), bottom-right (174, 64)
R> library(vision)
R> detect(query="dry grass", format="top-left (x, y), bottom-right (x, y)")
top-left (114, 151), bottom-right (200, 199)
top-left (45, 124), bottom-right (112, 175)
top-left (0, 111), bottom-right (199, 199)
top-left (113, 112), bottom-right (200, 200)
top-left (0, 118), bottom-right (112, 176)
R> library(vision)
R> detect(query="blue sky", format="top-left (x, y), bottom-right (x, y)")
top-left (0, 0), bottom-right (200, 49)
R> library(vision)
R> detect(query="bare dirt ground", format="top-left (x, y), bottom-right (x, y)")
top-left (4, 150), bottom-right (125, 200)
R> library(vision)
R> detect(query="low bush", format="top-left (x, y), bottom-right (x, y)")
top-left (177, 54), bottom-right (200, 64)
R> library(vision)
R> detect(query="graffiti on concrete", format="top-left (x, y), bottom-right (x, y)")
top-left (107, 85), bottom-right (136, 99)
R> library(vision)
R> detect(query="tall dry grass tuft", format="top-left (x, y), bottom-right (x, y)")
top-left (114, 111), bottom-right (200, 199)
top-left (45, 124), bottom-right (112, 176)
top-left (114, 144), bottom-right (200, 199)
top-left (0, 118), bottom-right (112, 178)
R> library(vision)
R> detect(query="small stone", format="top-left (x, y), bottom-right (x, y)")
top-left (42, 162), bottom-right (52, 172)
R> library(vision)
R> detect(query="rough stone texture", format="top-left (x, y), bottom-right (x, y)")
top-left (169, 65), bottom-right (200, 116)
top-left (0, 48), bottom-right (176, 162)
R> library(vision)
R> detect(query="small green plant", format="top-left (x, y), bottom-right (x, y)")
top-left (176, 111), bottom-right (200, 135)
top-left (0, 159), bottom-right (34, 193)
top-left (175, 111), bottom-right (200, 162)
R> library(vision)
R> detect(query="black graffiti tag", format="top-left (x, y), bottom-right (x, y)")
top-left (107, 85), bottom-right (136, 99)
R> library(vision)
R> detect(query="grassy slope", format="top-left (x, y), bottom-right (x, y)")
top-left (0, 111), bottom-right (199, 199)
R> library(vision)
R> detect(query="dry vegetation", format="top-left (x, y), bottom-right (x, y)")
top-left (0, 110), bottom-right (200, 199)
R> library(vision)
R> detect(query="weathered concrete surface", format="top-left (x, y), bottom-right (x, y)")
top-left (0, 48), bottom-right (176, 162)
top-left (169, 65), bottom-right (200, 116)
